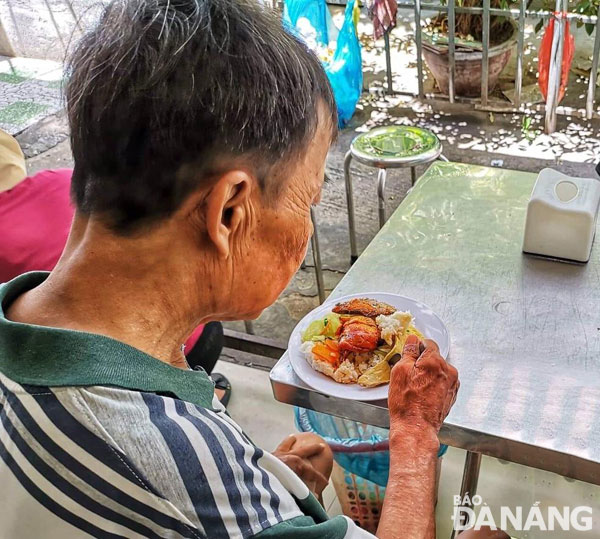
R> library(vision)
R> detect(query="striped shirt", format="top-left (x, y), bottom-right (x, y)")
top-left (0, 273), bottom-right (374, 538)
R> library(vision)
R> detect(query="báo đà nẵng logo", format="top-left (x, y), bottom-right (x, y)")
top-left (451, 495), bottom-right (594, 532)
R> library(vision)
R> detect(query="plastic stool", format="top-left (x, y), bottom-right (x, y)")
top-left (344, 126), bottom-right (444, 263)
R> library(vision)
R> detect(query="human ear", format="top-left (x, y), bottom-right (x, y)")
top-left (204, 170), bottom-right (252, 258)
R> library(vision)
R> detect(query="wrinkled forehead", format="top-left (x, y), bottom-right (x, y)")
top-left (263, 113), bottom-right (335, 200)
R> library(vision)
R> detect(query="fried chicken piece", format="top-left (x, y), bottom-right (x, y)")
top-left (338, 316), bottom-right (381, 353)
top-left (333, 297), bottom-right (396, 318)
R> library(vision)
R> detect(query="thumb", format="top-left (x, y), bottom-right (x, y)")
top-left (291, 442), bottom-right (326, 459)
top-left (400, 334), bottom-right (422, 364)
top-left (275, 434), bottom-right (296, 453)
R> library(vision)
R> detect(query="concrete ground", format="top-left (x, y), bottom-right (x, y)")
top-left (0, 0), bottom-right (108, 61)
top-left (0, 56), bottom-right (63, 133)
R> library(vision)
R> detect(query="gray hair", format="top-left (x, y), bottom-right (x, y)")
top-left (66, 0), bottom-right (337, 233)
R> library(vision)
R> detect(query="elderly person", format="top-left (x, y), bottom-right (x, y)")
top-left (0, 129), bottom-right (229, 401)
top-left (0, 0), bottom-right (464, 537)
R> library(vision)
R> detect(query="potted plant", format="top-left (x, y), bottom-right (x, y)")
top-left (422, 0), bottom-right (519, 97)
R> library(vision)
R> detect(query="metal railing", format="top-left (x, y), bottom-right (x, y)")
top-left (375, 0), bottom-right (600, 133)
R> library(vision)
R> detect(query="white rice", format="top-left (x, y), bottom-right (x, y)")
top-left (376, 311), bottom-right (413, 346)
top-left (300, 341), bottom-right (315, 356)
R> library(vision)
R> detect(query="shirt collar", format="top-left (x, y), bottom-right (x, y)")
top-left (0, 272), bottom-right (215, 409)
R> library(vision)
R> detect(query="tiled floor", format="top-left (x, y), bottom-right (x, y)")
top-left (0, 57), bottom-right (63, 134)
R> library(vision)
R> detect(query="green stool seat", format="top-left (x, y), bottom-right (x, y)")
top-left (350, 126), bottom-right (442, 168)
top-left (343, 126), bottom-right (445, 263)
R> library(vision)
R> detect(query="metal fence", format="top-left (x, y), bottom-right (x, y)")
top-left (378, 0), bottom-right (600, 133)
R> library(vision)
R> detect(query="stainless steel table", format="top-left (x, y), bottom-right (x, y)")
top-left (271, 163), bottom-right (600, 525)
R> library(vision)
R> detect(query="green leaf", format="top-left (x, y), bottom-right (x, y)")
top-left (586, 23), bottom-right (595, 35)
top-left (522, 116), bottom-right (532, 130)
top-left (535, 19), bottom-right (544, 33)
top-left (576, 0), bottom-right (591, 12)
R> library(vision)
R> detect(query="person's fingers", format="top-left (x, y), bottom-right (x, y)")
top-left (390, 354), bottom-right (413, 385)
top-left (415, 341), bottom-right (451, 374)
top-left (275, 434), bottom-right (296, 453)
top-left (447, 364), bottom-right (459, 387)
top-left (301, 464), bottom-right (329, 491)
top-left (422, 339), bottom-right (440, 354)
top-left (451, 378), bottom-right (460, 405)
top-left (440, 376), bottom-right (459, 419)
top-left (444, 379), bottom-right (459, 416)
top-left (290, 442), bottom-right (326, 459)
top-left (414, 349), bottom-right (447, 374)
top-left (400, 334), bottom-right (421, 364)
top-left (279, 454), bottom-right (303, 473)
top-left (446, 363), bottom-right (458, 381)
top-left (281, 454), bottom-right (328, 492)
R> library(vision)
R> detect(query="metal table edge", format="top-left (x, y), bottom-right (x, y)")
top-left (270, 355), bottom-right (600, 486)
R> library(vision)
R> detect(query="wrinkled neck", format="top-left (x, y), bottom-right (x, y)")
top-left (6, 214), bottom-right (211, 367)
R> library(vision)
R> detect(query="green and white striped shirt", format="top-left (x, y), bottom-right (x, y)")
top-left (0, 273), bottom-right (375, 538)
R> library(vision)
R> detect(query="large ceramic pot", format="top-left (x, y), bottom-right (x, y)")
top-left (422, 22), bottom-right (518, 97)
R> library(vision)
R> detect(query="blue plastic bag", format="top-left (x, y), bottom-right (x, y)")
top-left (295, 407), bottom-right (447, 487)
top-left (283, 0), bottom-right (362, 127)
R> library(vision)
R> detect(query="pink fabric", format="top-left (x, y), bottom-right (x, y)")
top-left (0, 169), bottom-right (74, 283)
top-left (368, 0), bottom-right (397, 40)
top-left (0, 168), bottom-right (203, 348)
top-left (185, 324), bottom-right (205, 352)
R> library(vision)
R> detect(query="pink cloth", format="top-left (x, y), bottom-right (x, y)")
top-left (185, 324), bottom-right (205, 352)
top-left (0, 169), bottom-right (74, 283)
top-left (0, 168), bottom-right (203, 348)
top-left (368, 0), bottom-right (397, 40)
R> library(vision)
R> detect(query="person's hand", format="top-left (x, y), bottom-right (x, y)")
top-left (273, 433), bottom-right (331, 498)
top-left (389, 335), bottom-right (459, 440)
top-left (458, 527), bottom-right (510, 539)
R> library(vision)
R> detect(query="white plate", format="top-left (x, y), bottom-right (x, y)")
top-left (288, 292), bottom-right (450, 401)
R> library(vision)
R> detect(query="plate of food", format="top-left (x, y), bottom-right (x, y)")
top-left (288, 293), bottom-right (449, 400)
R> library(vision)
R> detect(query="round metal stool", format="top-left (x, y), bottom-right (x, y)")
top-left (343, 126), bottom-right (446, 263)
